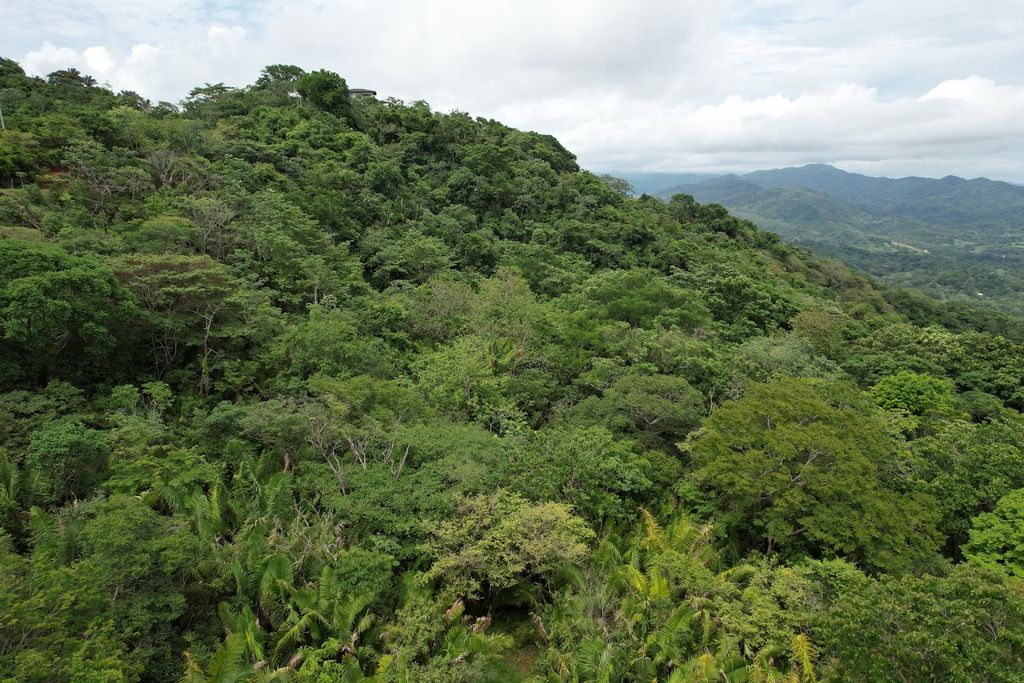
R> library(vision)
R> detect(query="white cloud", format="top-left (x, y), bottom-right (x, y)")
top-left (546, 77), bottom-right (1024, 177)
top-left (5, 0), bottom-right (1024, 180)
top-left (22, 42), bottom-right (80, 75)
top-left (21, 26), bottom-right (261, 100)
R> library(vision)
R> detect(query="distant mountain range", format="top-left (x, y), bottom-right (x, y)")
top-left (609, 165), bottom-right (1024, 316)
top-left (608, 171), bottom-right (721, 193)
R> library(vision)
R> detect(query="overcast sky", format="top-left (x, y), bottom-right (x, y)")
top-left (5, 1), bottom-right (1024, 181)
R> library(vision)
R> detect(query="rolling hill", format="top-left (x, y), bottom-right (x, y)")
top-left (643, 165), bottom-right (1024, 315)
top-left (4, 56), bottom-right (1024, 682)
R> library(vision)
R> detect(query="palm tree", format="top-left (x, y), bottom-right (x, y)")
top-left (28, 504), bottom-right (84, 564)
top-left (231, 451), bottom-right (295, 525)
top-left (436, 598), bottom-right (513, 664)
top-left (272, 567), bottom-right (376, 663)
top-left (186, 482), bottom-right (235, 544)
top-left (535, 506), bottom-right (820, 682)
top-left (181, 631), bottom-right (292, 683)
top-left (746, 634), bottom-right (817, 683)
top-left (635, 507), bottom-right (717, 568)
top-left (674, 636), bottom-right (750, 683)
top-left (0, 450), bottom-right (22, 534)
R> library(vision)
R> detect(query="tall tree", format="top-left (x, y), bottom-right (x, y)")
top-left (684, 378), bottom-right (941, 573)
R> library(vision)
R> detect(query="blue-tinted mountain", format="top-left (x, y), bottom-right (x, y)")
top-left (745, 164), bottom-right (1024, 231)
top-left (652, 165), bottom-right (1024, 315)
top-left (604, 171), bottom-right (720, 195)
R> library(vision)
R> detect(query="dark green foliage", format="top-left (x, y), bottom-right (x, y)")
top-left (0, 239), bottom-right (138, 388)
top-left (816, 564), bottom-right (1024, 682)
top-left (0, 57), bottom-right (1021, 682)
top-left (2, 496), bottom-right (201, 681)
top-left (296, 69), bottom-right (353, 121)
top-left (502, 426), bottom-right (652, 523)
top-left (684, 378), bottom-right (941, 573)
top-left (26, 420), bottom-right (107, 505)
top-left (913, 417), bottom-right (1024, 551)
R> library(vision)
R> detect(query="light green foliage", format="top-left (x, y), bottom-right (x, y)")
top-left (844, 323), bottom-right (962, 384)
top-left (363, 577), bottom-right (514, 681)
top-left (564, 372), bottom-right (704, 447)
top-left (964, 488), bottom-right (1024, 576)
top-left (0, 380), bottom-right (88, 456)
top-left (127, 215), bottom-right (201, 253)
top-left (871, 370), bottom-right (956, 416)
top-left (399, 274), bottom-right (476, 343)
top-left (307, 373), bottom-right (429, 473)
top-left (423, 491), bottom-right (593, 598)
top-left (363, 226), bottom-right (452, 287)
top-left (699, 267), bottom-right (798, 338)
top-left (871, 370), bottom-right (960, 436)
top-left (62, 138), bottom-right (153, 218)
top-left (790, 308), bottom-right (849, 359)
top-left (266, 303), bottom-right (402, 385)
top-left (105, 444), bottom-right (222, 513)
top-left (536, 509), bottom-right (820, 682)
top-left (295, 418), bottom-right (503, 558)
top-left (569, 268), bottom-right (711, 330)
top-left (711, 560), bottom-right (820, 658)
top-left (735, 333), bottom-right (844, 383)
top-left (468, 267), bottom-right (549, 351)
top-left (414, 335), bottom-right (520, 429)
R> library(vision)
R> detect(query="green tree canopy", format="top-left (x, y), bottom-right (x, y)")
top-left (0, 239), bottom-right (137, 388)
top-left (296, 69), bottom-right (352, 121)
top-left (684, 378), bottom-right (941, 573)
top-left (964, 488), bottom-right (1024, 576)
top-left (423, 490), bottom-right (593, 599)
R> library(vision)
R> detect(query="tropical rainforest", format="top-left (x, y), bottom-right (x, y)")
top-left (2, 57), bottom-right (1024, 682)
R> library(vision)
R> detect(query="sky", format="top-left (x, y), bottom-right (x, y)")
top-left (4, 1), bottom-right (1024, 181)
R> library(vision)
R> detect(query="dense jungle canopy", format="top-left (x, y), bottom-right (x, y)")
top-left (1, 58), bottom-right (1024, 682)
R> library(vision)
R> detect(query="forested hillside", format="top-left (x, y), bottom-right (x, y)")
top-left (650, 165), bottom-right (1024, 317)
top-left (3, 57), bottom-right (1024, 682)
